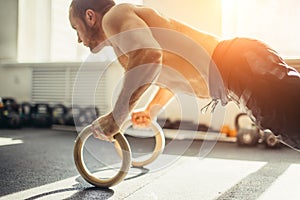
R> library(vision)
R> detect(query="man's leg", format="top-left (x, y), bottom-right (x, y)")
top-left (212, 37), bottom-right (300, 150)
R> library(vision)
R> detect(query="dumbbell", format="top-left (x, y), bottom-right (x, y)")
top-left (263, 129), bottom-right (281, 148)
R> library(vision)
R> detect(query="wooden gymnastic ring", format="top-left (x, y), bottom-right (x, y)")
top-left (115, 120), bottom-right (165, 167)
top-left (74, 125), bottom-right (132, 187)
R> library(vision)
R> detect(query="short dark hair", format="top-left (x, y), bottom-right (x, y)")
top-left (70, 0), bottom-right (116, 19)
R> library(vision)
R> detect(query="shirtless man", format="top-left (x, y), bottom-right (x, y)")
top-left (69, 0), bottom-right (300, 150)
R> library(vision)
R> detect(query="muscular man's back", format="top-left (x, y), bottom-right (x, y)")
top-left (108, 4), bottom-right (221, 98)
top-left (133, 5), bottom-right (220, 55)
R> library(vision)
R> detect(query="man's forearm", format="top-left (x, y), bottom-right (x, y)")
top-left (145, 87), bottom-right (174, 118)
top-left (112, 49), bottom-right (162, 125)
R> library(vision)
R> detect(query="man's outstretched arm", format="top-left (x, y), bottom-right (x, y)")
top-left (91, 4), bottom-right (163, 139)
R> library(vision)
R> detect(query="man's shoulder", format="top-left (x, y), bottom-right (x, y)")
top-left (103, 3), bottom-right (135, 25)
top-left (105, 3), bottom-right (155, 19)
top-left (107, 3), bottom-right (135, 16)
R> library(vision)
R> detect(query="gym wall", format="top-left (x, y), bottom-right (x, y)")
top-left (0, 0), bottom-right (18, 62)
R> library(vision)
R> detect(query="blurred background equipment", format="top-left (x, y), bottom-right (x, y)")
top-left (31, 103), bottom-right (52, 128)
top-left (51, 104), bottom-right (68, 125)
top-left (19, 102), bottom-right (33, 127)
top-left (64, 105), bottom-right (83, 126)
top-left (263, 129), bottom-right (281, 148)
top-left (235, 113), bottom-right (260, 146)
top-left (0, 97), bottom-right (21, 129)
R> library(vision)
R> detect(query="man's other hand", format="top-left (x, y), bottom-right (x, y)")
top-left (131, 109), bottom-right (152, 128)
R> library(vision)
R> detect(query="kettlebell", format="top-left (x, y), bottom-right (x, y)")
top-left (64, 106), bottom-right (85, 127)
top-left (32, 103), bottom-right (52, 128)
top-left (52, 104), bottom-right (68, 125)
top-left (1, 98), bottom-right (21, 129)
top-left (235, 113), bottom-right (260, 146)
top-left (20, 102), bottom-right (33, 127)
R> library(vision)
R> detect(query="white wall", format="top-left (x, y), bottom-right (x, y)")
top-left (0, 64), bottom-right (32, 102)
top-left (222, 0), bottom-right (300, 59)
top-left (0, 0), bottom-right (18, 62)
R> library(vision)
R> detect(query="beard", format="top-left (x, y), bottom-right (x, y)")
top-left (84, 22), bottom-right (106, 53)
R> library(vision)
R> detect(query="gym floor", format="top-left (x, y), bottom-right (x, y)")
top-left (0, 127), bottom-right (299, 200)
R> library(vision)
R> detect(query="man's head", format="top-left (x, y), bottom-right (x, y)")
top-left (70, 0), bottom-right (115, 20)
top-left (69, 0), bottom-right (115, 52)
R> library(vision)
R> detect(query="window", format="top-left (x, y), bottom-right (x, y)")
top-left (222, 0), bottom-right (300, 59)
top-left (18, 0), bottom-right (143, 63)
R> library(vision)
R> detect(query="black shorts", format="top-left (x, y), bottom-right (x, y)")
top-left (212, 38), bottom-right (300, 149)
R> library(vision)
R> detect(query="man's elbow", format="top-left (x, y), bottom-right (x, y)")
top-left (144, 49), bottom-right (163, 64)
